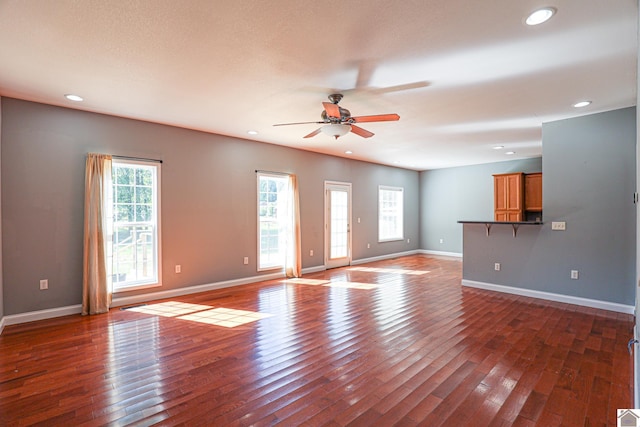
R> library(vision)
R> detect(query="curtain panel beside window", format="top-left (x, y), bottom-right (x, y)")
top-left (82, 153), bottom-right (113, 315)
top-left (285, 174), bottom-right (301, 278)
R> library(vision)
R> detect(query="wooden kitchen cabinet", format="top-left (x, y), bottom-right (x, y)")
top-left (493, 172), bottom-right (542, 222)
top-left (493, 173), bottom-right (524, 221)
top-left (524, 172), bottom-right (542, 212)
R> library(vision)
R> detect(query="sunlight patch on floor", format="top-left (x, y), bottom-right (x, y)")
top-left (127, 301), bottom-right (213, 317)
top-left (325, 281), bottom-right (378, 290)
top-left (284, 277), bottom-right (378, 290)
top-left (179, 307), bottom-right (273, 327)
top-left (283, 278), bottom-right (331, 285)
top-left (126, 301), bottom-right (272, 327)
top-left (348, 266), bottom-right (430, 275)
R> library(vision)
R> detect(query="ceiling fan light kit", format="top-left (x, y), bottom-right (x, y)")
top-left (321, 124), bottom-right (352, 139)
top-left (273, 93), bottom-right (400, 140)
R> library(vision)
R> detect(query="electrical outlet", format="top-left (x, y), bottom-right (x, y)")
top-left (309, 250), bottom-right (314, 256)
top-left (494, 263), bottom-right (501, 271)
top-left (243, 257), bottom-right (249, 265)
top-left (407, 238), bottom-right (410, 243)
top-left (175, 265), bottom-right (181, 273)
top-left (39, 279), bottom-right (48, 290)
top-left (357, 217), bottom-right (361, 223)
top-left (551, 221), bottom-right (566, 230)
top-left (571, 270), bottom-right (579, 280)
top-left (367, 243), bottom-right (370, 249)
top-left (439, 238), bottom-right (444, 244)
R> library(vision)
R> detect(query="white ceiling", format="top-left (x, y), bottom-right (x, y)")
top-left (0, 1), bottom-right (637, 170)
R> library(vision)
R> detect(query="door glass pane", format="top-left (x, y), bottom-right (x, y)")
top-left (330, 190), bottom-right (348, 259)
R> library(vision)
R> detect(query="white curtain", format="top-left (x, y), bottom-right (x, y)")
top-left (285, 174), bottom-right (301, 278)
top-left (82, 153), bottom-right (113, 315)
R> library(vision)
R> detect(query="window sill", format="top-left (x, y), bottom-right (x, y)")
top-left (113, 282), bottom-right (162, 293)
top-left (378, 238), bottom-right (404, 243)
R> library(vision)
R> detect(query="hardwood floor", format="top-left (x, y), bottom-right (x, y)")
top-left (0, 255), bottom-right (633, 426)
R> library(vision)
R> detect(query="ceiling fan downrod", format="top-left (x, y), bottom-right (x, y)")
top-left (327, 93), bottom-right (343, 104)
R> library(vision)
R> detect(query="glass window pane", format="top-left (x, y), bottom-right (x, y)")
top-left (257, 174), bottom-right (290, 270)
top-left (116, 185), bottom-right (134, 203)
top-left (115, 167), bottom-right (134, 185)
top-left (378, 186), bottom-right (403, 241)
top-left (136, 168), bottom-right (153, 186)
top-left (136, 187), bottom-right (152, 203)
top-left (116, 204), bottom-right (134, 222)
top-left (111, 161), bottom-right (160, 290)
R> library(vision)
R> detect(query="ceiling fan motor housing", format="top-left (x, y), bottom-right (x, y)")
top-left (321, 107), bottom-right (351, 122)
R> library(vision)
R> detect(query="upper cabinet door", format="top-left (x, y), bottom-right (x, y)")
top-left (494, 174), bottom-right (508, 211)
top-left (525, 173), bottom-right (543, 212)
top-left (493, 173), bottom-right (524, 221)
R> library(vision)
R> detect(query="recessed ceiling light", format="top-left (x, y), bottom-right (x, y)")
top-left (493, 145), bottom-right (505, 150)
top-left (64, 94), bottom-right (83, 102)
top-left (526, 7), bottom-right (556, 26)
top-left (505, 151), bottom-right (516, 155)
top-left (573, 101), bottom-right (592, 108)
top-left (345, 150), bottom-right (353, 154)
top-left (247, 130), bottom-right (258, 135)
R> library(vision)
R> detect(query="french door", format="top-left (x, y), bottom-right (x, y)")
top-left (324, 181), bottom-right (352, 269)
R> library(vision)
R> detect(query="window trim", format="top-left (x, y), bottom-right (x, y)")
top-left (256, 172), bottom-right (290, 272)
top-left (378, 185), bottom-right (404, 243)
top-left (111, 159), bottom-right (162, 293)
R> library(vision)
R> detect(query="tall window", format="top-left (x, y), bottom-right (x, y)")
top-left (258, 173), bottom-right (290, 270)
top-left (111, 160), bottom-right (161, 291)
top-left (378, 185), bottom-right (403, 242)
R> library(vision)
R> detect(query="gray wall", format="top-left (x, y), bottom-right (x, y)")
top-left (1, 98), bottom-right (419, 315)
top-left (0, 99), bottom-right (3, 321)
top-left (462, 107), bottom-right (636, 305)
top-left (419, 157), bottom-right (542, 254)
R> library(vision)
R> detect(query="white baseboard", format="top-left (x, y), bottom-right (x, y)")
top-left (462, 279), bottom-right (634, 314)
top-left (112, 271), bottom-right (286, 308)
top-left (302, 265), bottom-right (326, 274)
top-left (3, 304), bottom-right (83, 327)
top-left (0, 316), bottom-right (5, 335)
top-left (351, 250), bottom-right (420, 266)
top-left (418, 249), bottom-right (463, 258)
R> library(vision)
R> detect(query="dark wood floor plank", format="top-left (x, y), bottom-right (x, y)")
top-left (0, 255), bottom-right (633, 426)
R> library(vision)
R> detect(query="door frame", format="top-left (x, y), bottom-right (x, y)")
top-left (324, 181), bottom-right (352, 269)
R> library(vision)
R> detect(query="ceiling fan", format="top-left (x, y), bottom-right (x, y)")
top-left (273, 94), bottom-right (400, 139)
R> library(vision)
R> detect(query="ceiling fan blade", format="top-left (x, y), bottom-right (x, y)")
top-left (273, 121), bottom-right (325, 126)
top-left (369, 81), bottom-right (431, 94)
top-left (350, 125), bottom-right (374, 138)
top-left (303, 128), bottom-right (322, 138)
top-left (322, 102), bottom-right (341, 118)
top-left (355, 60), bottom-right (376, 89)
top-left (351, 113), bottom-right (400, 123)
